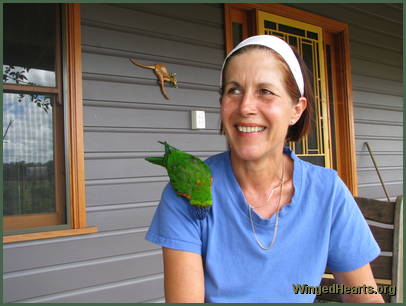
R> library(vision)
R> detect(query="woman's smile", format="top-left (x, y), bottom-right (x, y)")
top-left (235, 123), bottom-right (267, 135)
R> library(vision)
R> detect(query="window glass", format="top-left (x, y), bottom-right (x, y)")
top-left (232, 22), bottom-right (243, 47)
top-left (3, 93), bottom-right (56, 216)
top-left (3, 4), bottom-right (57, 87)
top-left (278, 23), bottom-right (305, 37)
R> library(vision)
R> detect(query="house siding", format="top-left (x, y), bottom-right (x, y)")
top-left (3, 3), bottom-right (226, 303)
top-left (3, 3), bottom-right (402, 303)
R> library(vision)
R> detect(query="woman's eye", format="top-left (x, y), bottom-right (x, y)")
top-left (227, 87), bottom-right (241, 95)
top-left (260, 88), bottom-right (274, 95)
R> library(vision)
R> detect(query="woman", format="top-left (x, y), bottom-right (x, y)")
top-left (146, 35), bottom-right (383, 303)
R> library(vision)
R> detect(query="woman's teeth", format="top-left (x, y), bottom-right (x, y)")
top-left (236, 126), bottom-right (266, 133)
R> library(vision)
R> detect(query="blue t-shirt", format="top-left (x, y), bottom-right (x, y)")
top-left (145, 148), bottom-right (380, 302)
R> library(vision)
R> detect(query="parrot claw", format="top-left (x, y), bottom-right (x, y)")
top-left (191, 206), bottom-right (211, 220)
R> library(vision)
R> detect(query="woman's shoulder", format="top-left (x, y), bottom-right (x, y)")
top-left (291, 152), bottom-right (340, 188)
top-left (299, 158), bottom-right (337, 177)
top-left (204, 151), bottom-right (229, 171)
top-left (287, 147), bottom-right (337, 179)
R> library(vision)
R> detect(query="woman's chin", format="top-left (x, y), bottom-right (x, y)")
top-left (231, 146), bottom-right (266, 162)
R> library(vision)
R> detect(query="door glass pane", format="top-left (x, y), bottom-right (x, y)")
top-left (3, 4), bottom-right (57, 87)
top-left (288, 36), bottom-right (298, 48)
top-left (278, 23), bottom-right (305, 37)
top-left (299, 156), bottom-right (325, 167)
top-left (3, 93), bottom-right (56, 216)
top-left (307, 31), bottom-right (318, 40)
top-left (232, 22), bottom-right (243, 47)
top-left (294, 139), bottom-right (303, 154)
top-left (303, 43), bottom-right (319, 151)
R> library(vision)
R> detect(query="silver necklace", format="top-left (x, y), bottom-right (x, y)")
top-left (249, 179), bottom-right (284, 209)
top-left (248, 157), bottom-right (285, 250)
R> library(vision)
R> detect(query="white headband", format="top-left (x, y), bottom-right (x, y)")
top-left (220, 35), bottom-right (304, 96)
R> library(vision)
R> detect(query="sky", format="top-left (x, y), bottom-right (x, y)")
top-left (3, 92), bottom-right (55, 164)
top-left (3, 65), bottom-right (57, 164)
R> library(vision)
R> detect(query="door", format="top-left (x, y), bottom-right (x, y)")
top-left (257, 11), bottom-right (332, 168)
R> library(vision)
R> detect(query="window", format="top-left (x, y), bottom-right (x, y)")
top-left (3, 4), bottom-right (97, 243)
top-left (224, 3), bottom-right (358, 194)
top-left (3, 3), bottom-right (66, 232)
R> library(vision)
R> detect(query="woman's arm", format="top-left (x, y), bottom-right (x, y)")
top-left (333, 263), bottom-right (384, 303)
top-left (162, 247), bottom-right (205, 303)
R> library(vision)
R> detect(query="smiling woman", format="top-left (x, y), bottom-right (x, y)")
top-left (145, 35), bottom-right (384, 302)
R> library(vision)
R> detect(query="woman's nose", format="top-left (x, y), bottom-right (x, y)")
top-left (239, 91), bottom-right (258, 116)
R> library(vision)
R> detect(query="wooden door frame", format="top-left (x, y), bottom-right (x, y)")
top-left (224, 3), bottom-right (358, 195)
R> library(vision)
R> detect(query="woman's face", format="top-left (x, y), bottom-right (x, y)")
top-left (221, 49), bottom-right (305, 162)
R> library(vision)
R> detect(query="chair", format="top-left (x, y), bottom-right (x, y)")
top-left (316, 196), bottom-right (403, 303)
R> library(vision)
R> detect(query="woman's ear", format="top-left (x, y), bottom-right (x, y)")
top-left (291, 97), bottom-right (307, 123)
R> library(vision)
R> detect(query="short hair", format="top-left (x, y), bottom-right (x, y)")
top-left (219, 44), bottom-right (314, 143)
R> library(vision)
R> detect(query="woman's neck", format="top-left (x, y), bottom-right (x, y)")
top-left (230, 150), bottom-right (286, 193)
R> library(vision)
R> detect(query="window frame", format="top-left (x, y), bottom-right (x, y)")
top-left (3, 4), bottom-right (66, 232)
top-left (3, 4), bottom-right (97, 243)
top-left (224, 3), bottom-right (358, 195)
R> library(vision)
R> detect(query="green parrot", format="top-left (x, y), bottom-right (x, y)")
top-left (145, 141), bottom-right (213, 219)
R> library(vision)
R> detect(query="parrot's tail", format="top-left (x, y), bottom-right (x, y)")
top-left (158, 141), bottom-right (180, 153)
top-left (145, 156), bottom-right (166, 167)
top-left (158, 141), bottom-right (171, 155)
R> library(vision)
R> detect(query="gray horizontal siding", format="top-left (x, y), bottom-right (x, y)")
top-left (112, 3), bottom-right (223, 28)
top-left (81, 4), bottom-right (224, 46)
top-left (14, 275), bottom-right (164, 303)
top-left (357, 167), bottom-right (403, 185)
top-left (357, 152), bottom-right (403, 168)
top-left (82, 52), bottom-right (221, 88)
top-left (352, 75), bottom-right (402, 96)
top-left (3, 228), bottom-right (154, 273)
top-left (357, 182), bottom-right (403, 201)
top-left (82, 79), bottom-right (221, 108)
top-left (83, 105), bottom-right (221, 130)
top-left (86, 180), bottom-right (167, 206)
top-left (87, 203), bottom-right (158, 232)
top-left (81, 3), bottom-right (225, 301)
top-left (81, 24), bottom-right (223, 66)
top-left (353, 90), bottom-right (402, 111)
top-left (85, 131), bottom-right (226, 153)
top-left (4, 250), bottom-right (163, 302)
top-left (289, 3), bottom-right (403, 201)
top-left (85, 153), bottom-right (216, 181)
top-left (3, 3), bottom-right (225, 303)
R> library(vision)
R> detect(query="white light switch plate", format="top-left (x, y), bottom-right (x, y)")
top-left (191, 110), bottom-right (206, 129)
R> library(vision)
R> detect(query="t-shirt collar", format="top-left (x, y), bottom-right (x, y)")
top-left (223, 146), bottom-right (303, 225)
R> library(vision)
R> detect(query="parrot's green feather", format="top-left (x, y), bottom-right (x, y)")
top-left (144, 156), bottom-right (166, 167)
top-left (145, 141), bottom-right (213, 214)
